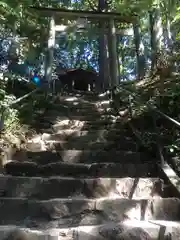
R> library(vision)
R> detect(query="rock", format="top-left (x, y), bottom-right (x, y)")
top-left (118, 228), bottom-right (151, 240)
top-left (41, 133), bottom-right (51, 141)
top-left (3, 229), bottom-right (29, 240)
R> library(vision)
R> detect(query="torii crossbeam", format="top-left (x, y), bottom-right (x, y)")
top-left (30, 6), bottom-right (137, 90)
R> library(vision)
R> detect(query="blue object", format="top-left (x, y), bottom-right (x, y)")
top-left (32, 74), bottom-right (41, 86)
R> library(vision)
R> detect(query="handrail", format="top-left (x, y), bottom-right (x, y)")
top-left (110, 84), bottom-right (180, 167)
top-left (1, 88), bottom-right (39, 109)
top-left (112, 84), bottom-right (180, 128)
top-left (152, 108), bottom-right (180, 127)
top-left (0, 87), bottom-right (41, 132)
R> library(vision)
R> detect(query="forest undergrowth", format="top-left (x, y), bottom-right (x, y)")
top-left (112, 73), bottom-right (180, 175)
top-left (0, 75), bottom-right (54, 162)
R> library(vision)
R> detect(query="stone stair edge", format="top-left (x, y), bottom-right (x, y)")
top-left (0, 175), bottom-right (164, 199)
top-left (4, 160), bottom-right (155, 166)
top-left (1, 197), bottom-right (180, 226)
top-left (31, 129), bottom-right (130, 137)
top-left (3, 160), bottom-right (157, 178)
top-left (0, 220), bottom-right (179, 230)
top-left (0, 220), bottom-right (179, 238)
top-left (4, 161), bottom-right (157, 170)
top-left (0, 220), bottom-right (178, 231)
top-left (52, 119), bottom-right (121, 124)
top-left (0, 197), bottom-right (179, 223)
top-left (4, 160), bottom-right (158, 177)
top-left (54, 98), bottom-right (111, 105)
top-left (0, 197), bottom-right (177, 202)
top-left (23, 148), bottom-right (144, 155)
top-left (26, 139), bottom-right (134, 146)
top-left (44, 116), bottom-right (122, 123)
top-left (0, 174), bottom-right (162, 181)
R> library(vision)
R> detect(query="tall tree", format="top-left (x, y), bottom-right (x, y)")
top-left (133, 21), bottom-right (146, 79)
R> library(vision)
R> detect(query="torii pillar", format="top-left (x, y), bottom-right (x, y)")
top-left (44, 17), bottom-right (56, 89)
top-left (108, 18), bottom-right (118, 88)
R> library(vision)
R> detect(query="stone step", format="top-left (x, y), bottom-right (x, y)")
top-left (0, 220), bottom-right (179, 240)
top-left (41, 130), bottom-right (134, 142)
top-left (0, 198), bottom-right (179, 226)
top-left (18, 150), bottom-right (147, 165)
top-left (36, 121), bottom-right (124, 131)
top-left (56, 107), bottom-right (113, 116)
top-left (52, 105), bottom-right (114, 117)
top-left (52, 119), bottom-right (122, 131)
top-left (37, 121), bottom-right (122, 131)
top-left (44, 105), bottom-right (113, 115)
top-left (77, 220), bottom-right (180, 239)
top-left (53, 118), bottom-right (120, 125)
top-left (0, 176), bottom-right (163, 199)
top-left (53, 99), bottom-right (106, 108)
top-left (27, 139), bottom-right (137, 151)
top-left (33, 118), bottom-right (124, 132)
top-left (44, 114), bottom-right (120, 122)
top-left (4, 161), bottom-right (158, 177)
top-left (50, 110), bottom-right (114, 118)
top-left (55, 96), bottom-right (110, 106)
top-left (29, 130), bottom-right (134, 144)
top-left (57, 92), bottom-right (109, 101)
top-left (53, 103), bottom-right (106, 113)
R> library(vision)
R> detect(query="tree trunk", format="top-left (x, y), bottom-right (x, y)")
top-left (149, 10), bottom-right (157, 72)
top-left (163, 15), bottom-right (172, 50)
top-left (98, 25), bottom-right (109, 90)
top-left (133, 22), bottom-right (146, 80)
top-left (98, 0), bottom-right (110, 91)
top-left (149, 8), bottom-right (164, 72)
top-left (149, 8), bottom-right (164, 94)
top-left (107, 19), bottom-right (118, 87)
top-left (119, 36), bottom-right (125, 81)
top-left (45, 17), bottom-right (56, 89)
top-left (116, 35), bottom-right (121, 82)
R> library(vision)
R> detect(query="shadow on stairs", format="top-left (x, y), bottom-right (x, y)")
top-left (0, 92), bottom-right (180, 239)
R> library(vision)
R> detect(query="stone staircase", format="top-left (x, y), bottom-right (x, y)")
top-left (0, 92), bottom-right (180, 239)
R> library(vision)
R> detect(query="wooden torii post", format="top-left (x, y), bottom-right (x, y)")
top-left (30, 6), bottom-right (137, 91)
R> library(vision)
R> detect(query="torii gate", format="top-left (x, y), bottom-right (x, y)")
top-left (30, 6), bottom-right (137, 90)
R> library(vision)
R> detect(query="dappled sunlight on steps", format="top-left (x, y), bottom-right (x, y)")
top-left (1, 92), bottom-right (180, 239)
top-left (0, 220), bottom-right (179, 239)
top-left (0, 198), bottom-right (180, 225)
top-left (4, 161), bottom-right (157, 177)
top-left (0, 176), bottom-right (163, 199)
top-left (11, 150), bottom-right (150, 164)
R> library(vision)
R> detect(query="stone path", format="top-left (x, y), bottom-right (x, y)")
top-left (0, 92), bottom-right (180, 239)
